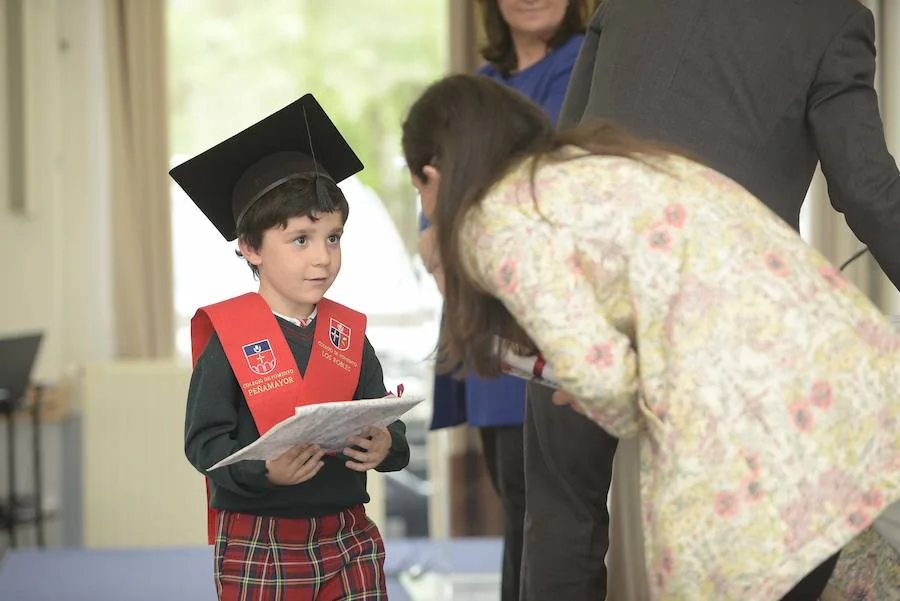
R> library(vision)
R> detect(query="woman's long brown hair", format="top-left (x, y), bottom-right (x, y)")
top-left (401, 74), bottom-right (686, 378)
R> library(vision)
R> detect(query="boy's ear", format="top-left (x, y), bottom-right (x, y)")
top-left (237, 238), bottom-right (263, 267)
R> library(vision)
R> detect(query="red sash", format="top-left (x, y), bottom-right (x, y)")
top-left (191, 292), bottom-right (366, 544)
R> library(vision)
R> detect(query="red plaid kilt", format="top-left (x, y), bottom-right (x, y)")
top-left (214, 505), bottom-right (387, 600)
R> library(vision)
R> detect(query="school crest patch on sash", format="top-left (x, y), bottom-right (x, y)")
top-left (329, 318), bottom-right (351, 351)
top-left (242, 339), bottom-right (276, 375)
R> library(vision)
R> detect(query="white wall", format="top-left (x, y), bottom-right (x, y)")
top-left (0, 0), bottom-right (114, 383)
top-left (0, 2), bottom-right (8, 224)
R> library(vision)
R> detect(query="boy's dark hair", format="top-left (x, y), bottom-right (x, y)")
top-left (480, 0), bottom-right (588, 78)
top-left (235, 174), bottom-right (349, 277)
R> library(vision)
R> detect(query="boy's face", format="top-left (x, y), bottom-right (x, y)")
top-left (240, 211), bottom-right (344, 317)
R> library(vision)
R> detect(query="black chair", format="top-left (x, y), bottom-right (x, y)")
top-left (0, 333), bottom-right (45, 548)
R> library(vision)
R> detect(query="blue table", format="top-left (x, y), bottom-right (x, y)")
top-left (0, 539), bottom-right (502, 601)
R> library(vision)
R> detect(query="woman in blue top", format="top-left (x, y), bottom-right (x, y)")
top-left (418, 2), bottom-right (586, 600)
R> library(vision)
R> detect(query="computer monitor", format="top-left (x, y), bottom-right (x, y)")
top-left (0, 332), bottom-right (44, 404)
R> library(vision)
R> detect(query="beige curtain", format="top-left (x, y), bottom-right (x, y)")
top-left (450, 0), bottom-right (480, 74)
top-left (105, 0), bottom-right (174, 358)
top-left (606, 439), bottom-right (649, 600)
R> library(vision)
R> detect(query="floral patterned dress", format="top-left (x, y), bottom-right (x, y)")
top-left (829, 524), bottom-right (900, 600)
top-left (460, 149), bottom-right (900, 600)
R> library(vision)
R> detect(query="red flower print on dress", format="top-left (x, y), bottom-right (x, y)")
top-left (566, 252), bottom-right (585, 277)
top-left (659, 548), bottom-right (675, 575)
top-left (845, 510), bottom-right (870, 529)
top-left (664, 203), bottom-right (686, 228)
top-left (644, 502), bottom-right (656, 528)
top-left (818, 468), bottom-right (858, 495)
top-left (809, 381), bottom-right (832, 409)
top-left (587, 342), bottom-right (614, 367)
top-left (699, 168), bottom-right (728, 187)
top-left (846, 582), bottom-right (874, 601)
top-left (818, 266), bottom-right (845, 290)
top-left (743, 452), bottom-right (761, 476)
top-left (789, 400), bottom-right (814, 432)
top-left (855, 320), bottom-right (900, 352)
top-left (781, 501), bottom-right (814, 552)
top-left (652, 401), bottom-right (670, 422)
top-left (763, 252), bottom-right (789, 277)
top-left (861, 490), bottom-right (883, 509)
top-left (745, 480), bottom-right (764, 502)
top-left (714, 491), bottom-right (740, 518)
top-left (653, 571), bottom-right (666, 592)
top-left (646, 227), bottom-right (672, 252)
top-left (497, 259), bottom-right (518, 294)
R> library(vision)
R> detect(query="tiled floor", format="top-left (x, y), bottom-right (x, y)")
top-left (0, 539), bottom-right (504, 601)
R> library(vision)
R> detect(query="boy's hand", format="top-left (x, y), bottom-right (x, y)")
top-left (265, 443), bottom-right (325, 485)
top-left (343, 426), bottom-right (392, 472)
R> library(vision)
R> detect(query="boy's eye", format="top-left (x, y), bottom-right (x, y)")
top-left (327, 234), bottom-right (341, 245)
top-left (293, 236), bottom-right (307, 246)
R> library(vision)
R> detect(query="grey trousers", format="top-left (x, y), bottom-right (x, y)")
top-left (520, 382), bottom-right (618, 601)
top-left (479, 425), bottom-right (526, 601)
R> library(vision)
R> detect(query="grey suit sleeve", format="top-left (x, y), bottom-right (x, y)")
top-left (808, 7), bottom-right (900, 289)
top-left (558, 5), bottom-right (604, 129)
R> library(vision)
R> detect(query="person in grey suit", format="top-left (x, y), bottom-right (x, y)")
top-left (522, 0), bottom-right (900, 599)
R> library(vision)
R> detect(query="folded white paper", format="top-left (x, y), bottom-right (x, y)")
top-left (208, 395), bottom-right (423, 471)
top-left (500, 349), bottom-right (561, 389)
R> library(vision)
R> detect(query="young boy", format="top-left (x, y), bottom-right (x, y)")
top-left (170, 95), bottom-right (410, 600)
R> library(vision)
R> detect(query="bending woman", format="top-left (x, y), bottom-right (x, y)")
top-left (402, 74), bottom-right (900, 601)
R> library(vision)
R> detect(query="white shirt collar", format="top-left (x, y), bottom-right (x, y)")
top-left (273, 306), bottom-right (317, 328)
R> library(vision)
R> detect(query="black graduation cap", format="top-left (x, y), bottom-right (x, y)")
top-left (169, 94), bottom-right (363, 240)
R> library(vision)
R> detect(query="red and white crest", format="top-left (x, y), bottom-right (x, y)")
top-left (329, 318), bottom-right (351, 351)
top-left (242, 339), bottom-right (276, 375)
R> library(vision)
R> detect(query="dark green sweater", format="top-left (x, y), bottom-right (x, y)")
top-left (184, 315), bottom-right (410, 517)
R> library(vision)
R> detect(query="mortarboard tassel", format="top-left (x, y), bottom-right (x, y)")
top-left (303, 104), bottom-right (336, 212)
top-left (315, 175), bottom-right (335, 211)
